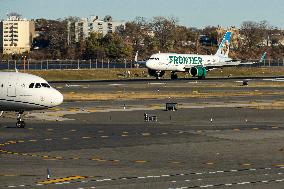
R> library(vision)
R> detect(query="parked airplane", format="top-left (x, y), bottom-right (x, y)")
top-left (0, 71), bottom-right (63, 128)
top-left (145, 31), bottom-right (259, 79)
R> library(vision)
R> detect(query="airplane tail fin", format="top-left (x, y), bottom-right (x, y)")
top-left (259, 52), bottom-right (267, 63)
top-left (215, 31), bottom-right (231, 58)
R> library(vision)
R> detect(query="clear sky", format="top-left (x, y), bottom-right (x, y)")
top-left (0, 0), bottom-right (283, 28)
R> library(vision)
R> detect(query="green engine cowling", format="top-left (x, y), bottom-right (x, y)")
top-left (190, 66), bottom-right (206, 79)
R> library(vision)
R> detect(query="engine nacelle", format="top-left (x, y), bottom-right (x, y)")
top-left (148, 69), bottom-right (165, 79)
top-left (190, 67), bottom-right (207, 79)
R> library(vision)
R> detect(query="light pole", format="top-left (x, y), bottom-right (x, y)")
top-left (22, 55), bottom-right (26, 73)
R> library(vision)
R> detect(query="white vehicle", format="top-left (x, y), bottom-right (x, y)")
top-left (145, 31), bottom-right (258, 79)
top-left (0, 71), bottom-right (63, 128)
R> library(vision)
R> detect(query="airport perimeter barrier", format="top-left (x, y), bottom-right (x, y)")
top-left (0, 58), bottom-right (283, 70)
top-left (0, 59), bottom-right (142, 70)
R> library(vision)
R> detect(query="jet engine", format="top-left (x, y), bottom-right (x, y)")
top-left (190, 67), bottom-right (207, 79)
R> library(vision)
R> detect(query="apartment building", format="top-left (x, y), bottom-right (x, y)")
top-left (73, 16), bottom-right (125, 42)
top-left (0, 15), bottom-right (35, 54)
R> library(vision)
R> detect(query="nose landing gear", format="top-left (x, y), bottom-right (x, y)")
top-left (16, 111), bottom-right (25, 128)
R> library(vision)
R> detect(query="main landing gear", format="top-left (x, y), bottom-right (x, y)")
top-left (16, 111), bottom-right (25, 128)
top-left (171, 72), bottom-right (178, 80)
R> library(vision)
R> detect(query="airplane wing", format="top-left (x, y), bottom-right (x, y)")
top-left (206, 52), bottom-right (267, 69)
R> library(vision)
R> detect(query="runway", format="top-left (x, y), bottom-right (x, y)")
top-left (0, 79), bottom-right (284, 188)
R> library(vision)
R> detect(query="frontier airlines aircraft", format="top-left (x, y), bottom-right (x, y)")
top-left (0, 71), bottom-right (63, 128)
top-left (145, 31), bottom-right (259, 79)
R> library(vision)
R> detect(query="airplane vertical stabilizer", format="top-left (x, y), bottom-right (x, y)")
top-left (215, 31), bottom-right (231, 58)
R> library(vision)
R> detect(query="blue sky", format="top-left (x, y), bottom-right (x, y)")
top-left (1, 0), bottom-right (283, 28)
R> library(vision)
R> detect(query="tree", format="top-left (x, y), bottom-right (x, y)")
top-left (239, 21), bottom-right (269, 58)
top-left (102, 33), bottom-right (133, 60)
top-left (84, 32), bottom-right (103, 59)
top-left (121, 17), bottom-right (150, 58)
top-left (150, 16), bottom-right (178, 52)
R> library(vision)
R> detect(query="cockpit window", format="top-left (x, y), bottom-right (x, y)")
top-left (41, 83), bottom-right (51, 88)
top-left (35, 83), bottom-right (41, 88)
top-left (149, 57), bottom-right (159, 60)
top-left (29, 83), bottom-right (34, 88)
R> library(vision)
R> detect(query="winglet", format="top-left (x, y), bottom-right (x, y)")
top-left (259, 52), bottom-right (267, 63)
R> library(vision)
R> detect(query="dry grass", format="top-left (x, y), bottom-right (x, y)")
top-left (63, 91), bottom-right (284, 101)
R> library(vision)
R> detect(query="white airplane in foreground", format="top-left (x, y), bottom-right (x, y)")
top-left (144, 31), bottom-right (262, 79)
top-left (0, 71), bottom-right (63, 128)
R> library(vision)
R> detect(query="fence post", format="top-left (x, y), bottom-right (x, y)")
top-left (108, 59), bottom-right (110, 69)
top-left (89, 59), bottom-right (92, 69)
top-left (96, 59), bottom-right (97, 69)
top-left (47, 60), bottom-right (49, 70)
top-left (14, 60), bottom-right (16, 70)
top-left (102, 59), bottom-right (104, 68)
top-left (77, 59), bottom-right (80, 69)
top-left (124, 59), bottom-right (126, 69)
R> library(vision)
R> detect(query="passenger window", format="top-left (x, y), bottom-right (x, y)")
top-left (29, 83), bottom-right (34, 88)
top-left (35, 83), bottom-right (41, 88)
top-left (41, 83), bottom-right (51, 88)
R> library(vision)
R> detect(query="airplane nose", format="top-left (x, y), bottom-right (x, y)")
top-left (50, 89), bottom-right (63, 106)
top-left (55, 91), bottom-right (64, 106)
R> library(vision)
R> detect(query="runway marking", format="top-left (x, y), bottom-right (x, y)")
top-left (142, 133), bottom-right (151, 136)
top-left (37, 176), bottom-right (86, 184)
top-left (242, 163), bottom-right (252, 166)
top-left (171, 177), bottom-right (284, 189)
top-left (135, 160), bottom-right (147, 163)
top-left (206, 162), bottom-right (214, 165)
top-left (82, 136), bottom-right (91, 139)
top-left (2, 167), bottom-right (284, 188)
top-left (0, 126), bottom-right (283, 168)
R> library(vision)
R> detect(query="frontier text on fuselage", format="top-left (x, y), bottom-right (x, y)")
top-left (169, 56), bottom-right (203, 65)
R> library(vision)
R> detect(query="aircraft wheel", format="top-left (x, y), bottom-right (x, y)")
top-left (171, 73), bottom-right (178, 80)
top-left (16, 121), bottom-right (25, 128)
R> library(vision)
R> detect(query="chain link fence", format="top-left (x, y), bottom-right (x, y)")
top-left (0, 59), bottom-right (139, 70)
top-left (0, 58), bottom-right (283, 70)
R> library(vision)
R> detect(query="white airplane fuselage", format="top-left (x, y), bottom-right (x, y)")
top-left (146, 53), bottom-right (225, 72)
top-left (0, 72), bottom-right (63, 111)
